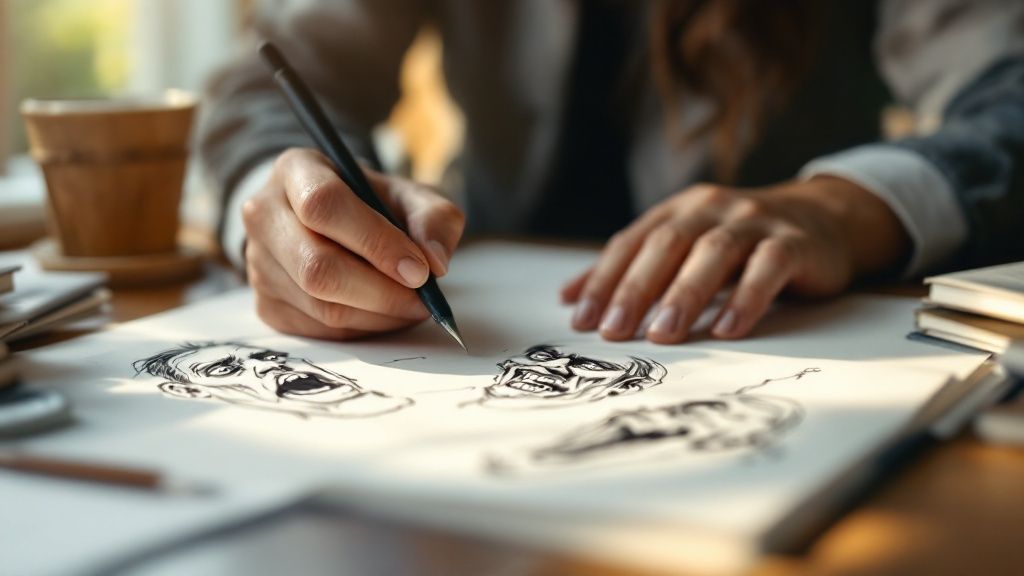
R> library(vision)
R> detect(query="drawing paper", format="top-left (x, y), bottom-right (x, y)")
top-left (5, 242), bottom-right (988, 575)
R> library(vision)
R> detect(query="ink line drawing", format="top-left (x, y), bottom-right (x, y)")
top-left (464, 345), bottom-right (667, 410)
top-left (133, 342), bottom-right (413, 418)
top-left (488, 368), bottom-right (818, 476)
top-left (384, 356), bottom-right (427, 364)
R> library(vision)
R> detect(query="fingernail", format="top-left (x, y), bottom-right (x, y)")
top-left (713, 309), bottom-right (739, 337)
top-left (428, 240), bottom-right (449, 275)
top-left (600, 305), bottom-right (629, 336)
top-left (649, 305), bottom-right (682, 336)
top-left (572, 297), bottom-right (600, 329)
top-left (397, 257), bottom-right (428, 287)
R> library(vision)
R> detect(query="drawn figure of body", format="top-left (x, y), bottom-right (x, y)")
top-left (478, 345), bottom-right (667, 409)
top-left (133, 342), bottom-right (412, 418)
top-left (491, 368), bottom-right (817, 474)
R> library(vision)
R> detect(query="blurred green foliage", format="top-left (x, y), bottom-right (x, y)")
top-left (7, 0), bottom-right (131, 153)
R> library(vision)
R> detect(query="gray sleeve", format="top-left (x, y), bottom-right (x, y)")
top-left (879, 0), bottom-right (1024, 268)
top-left (802, 0), bottom-right (1024, 276)
top-left (196, 0), bottom-right (429, 239)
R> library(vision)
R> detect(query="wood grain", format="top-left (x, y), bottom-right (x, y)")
top-left (20, 93), bottom-right (196, 257)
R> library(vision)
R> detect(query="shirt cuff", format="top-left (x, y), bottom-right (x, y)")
top-left (221, 160), bottom-right (275, 272)
top-left (799, 144), bottom-right (967, 278)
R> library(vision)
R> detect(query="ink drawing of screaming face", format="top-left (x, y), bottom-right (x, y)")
top-left (480, 345), bottom-right (667, 409)
top-left (134, 342), bottom-right (412, 418)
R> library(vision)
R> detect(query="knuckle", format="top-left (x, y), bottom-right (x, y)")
top-left (274, 148), bottom-right (306, 173)
top-left (759, 237), bottom-right (798, 267)
top-left (314, 300), bottom-right (352, 329)
top-left (607, 230), bottom-right (635, 252)
top-left (646, 225), bottom-right (684, 251)
top-left (296, 247), bottom-right (337, 298)
top-left (691, 183), bottom-right (733, 205)
top-left (729, 197), bottom-right (767, 220)
top-left (696, 228), bottom-right (738, 252)
top-left (241, 197), bottom-right (264, 231)
top-left (434, 200), bottom-right (465, 224)
top-left (411, 199), bottom-right (466, 240)
top-left (295, 180), bottom-right (340, 228)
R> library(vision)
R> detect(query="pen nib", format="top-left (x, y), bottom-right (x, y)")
top-left (439, 319), bottom-right (468, 353)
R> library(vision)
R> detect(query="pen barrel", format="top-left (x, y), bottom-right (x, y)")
top-left (271, 69), bottom-right (404, 231)
top-left (418, 277), bottom-right (453, 321)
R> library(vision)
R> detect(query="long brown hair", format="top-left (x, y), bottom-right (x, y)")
top-left (649, 0), bottom-right (820, 182)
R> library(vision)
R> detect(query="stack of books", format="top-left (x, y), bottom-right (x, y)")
top-left (0, 266), bottom-right (18, 390)
top-left (917, 261), bottom-right (1024, 354)
top-left (0, 263), bottom-right (109, 354)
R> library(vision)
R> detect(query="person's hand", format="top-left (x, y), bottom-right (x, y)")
top-left (242, 148), bottom-right (465, 340)
top-left (561, 177), bottom-right (910, 343)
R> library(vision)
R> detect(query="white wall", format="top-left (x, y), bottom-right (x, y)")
top-left (130, 0), bottom-right (240, 94)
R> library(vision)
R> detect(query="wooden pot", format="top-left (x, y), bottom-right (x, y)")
top-left (20, 91), bottom-right (197, 257)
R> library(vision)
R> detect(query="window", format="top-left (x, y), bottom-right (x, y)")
top-left (3, 0), bottom-right (241, 159)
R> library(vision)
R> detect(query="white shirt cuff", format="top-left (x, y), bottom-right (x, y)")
top-left (799, 145), bottom-right (967, 278)
top-left (222, 160), bottom-right (275, 272)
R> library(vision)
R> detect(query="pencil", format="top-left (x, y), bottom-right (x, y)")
top-left (258, 41), bottom-right (467, 352)
top-left (0, 450), bottom-right (211, 494)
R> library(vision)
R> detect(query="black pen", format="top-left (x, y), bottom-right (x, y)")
top-left (258, 41), bottom-right (466, 351)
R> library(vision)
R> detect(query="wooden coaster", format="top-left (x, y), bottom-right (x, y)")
top-left (32, 238), bottom-right (204, 288)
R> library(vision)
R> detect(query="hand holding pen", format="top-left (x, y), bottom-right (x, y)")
top-left (241, 44), bottom-right (466, 345)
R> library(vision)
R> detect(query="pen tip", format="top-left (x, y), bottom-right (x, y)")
top-left (440, 320), bottom-right (468, 353)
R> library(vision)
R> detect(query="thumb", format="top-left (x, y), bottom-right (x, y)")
top-left (370, 174), bottom-right (465, 277)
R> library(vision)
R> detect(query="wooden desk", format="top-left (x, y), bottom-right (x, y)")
top-left (14, 257), bottom-right (1024, 576)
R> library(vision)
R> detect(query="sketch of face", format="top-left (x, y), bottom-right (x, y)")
top-left (137, 343), bottom-right (411, 418)
top-left (481, 345), bottom-right (666, 409)
top-left (529, 395), bottom-right (801, 468)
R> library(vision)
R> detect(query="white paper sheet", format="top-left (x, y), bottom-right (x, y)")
top-left (5, 242), bottom-right (988, 575)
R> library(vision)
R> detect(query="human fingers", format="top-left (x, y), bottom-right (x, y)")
top-left (276, 148), bottom-right (430, 289)
top-left (571, 211), bottom-right (671, 331)
top-left (242, 183), bottom-right (427, 319)
top-left (598, 223), bottom-right (707, 341)
top-left (254, 292), bottom-right (373, 341)
top-left (376, 174), bottom-right (465, 277)
top-left (710, 235), bottom-right (801, 339)
top-left (247, 240), bottom-right (427, 333)
top-left (560, 268), bottom-right (592, 304)
top-left (646, 226), bottom-right (762, 344)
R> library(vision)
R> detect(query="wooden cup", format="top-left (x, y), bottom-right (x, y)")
top-left (20, 91), bottom-right (197, 257)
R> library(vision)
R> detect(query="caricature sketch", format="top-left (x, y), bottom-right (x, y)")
top-left (473, 345), bottom-right (667, 409)
top-left (490, 368), bottom-right (818, 475)
top-left (133, 342), bottom-right (412, 418)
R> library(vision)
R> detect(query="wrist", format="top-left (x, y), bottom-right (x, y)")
top-left (799, 176), bottom-right (911, 278)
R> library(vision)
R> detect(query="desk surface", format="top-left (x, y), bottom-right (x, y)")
top-left (14, 256), bottom-right (1024, 576)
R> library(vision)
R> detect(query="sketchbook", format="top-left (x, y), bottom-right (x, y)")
top-left (5, 242), bottom-right (990, 576)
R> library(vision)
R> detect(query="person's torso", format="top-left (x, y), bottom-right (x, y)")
top-left (433, 0), bottom-right (891, 236)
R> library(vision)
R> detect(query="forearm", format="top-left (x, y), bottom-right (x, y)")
top-left (894, 55), bottom-right (1024, 268)
top-left (797, 0), bottom-right (1024, 277)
